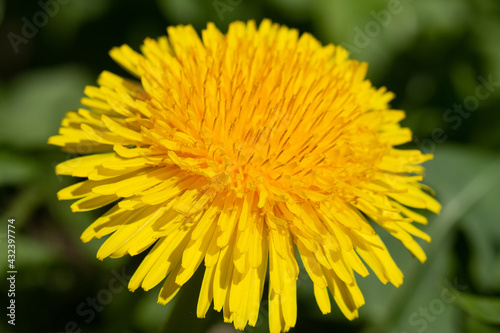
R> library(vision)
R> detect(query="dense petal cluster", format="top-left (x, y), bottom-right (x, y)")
top-left (49, 20), bottom-right (440, 333)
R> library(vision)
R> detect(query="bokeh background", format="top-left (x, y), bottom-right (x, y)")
top-left (1, 0), bottom-right (500, 332)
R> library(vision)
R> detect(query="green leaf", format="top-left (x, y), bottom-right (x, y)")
top-left (0, 65), bottom-right (92, 149)
top-left (0, 151), bottom-right (38, 186)
top-left (134, 288), bottom-right (173, 333)
top-left (310, 0), bottom-right (416, 79)
top-left (427, 145), bottom-right (500, 292)
top-left (464, 315), bottom-right (500, 333)
top-left (48, 0), bottom-right (112, 41)
top-left (156, 0), bottom-right (205, 24)
top-left (269, 0), bottom-right (312, 21)
top-left (363, 144), bottom-right (500, 333)
top-left (456, 293), bottom-right (500, 325)
top-left (0, 186), bottom-right (42, 229)
top-left (461, 190), bottom-right (500, 291)
top-left (15, 234), bottom-right (61, 267)
top-left (411, 0), bottom-right (470, 34)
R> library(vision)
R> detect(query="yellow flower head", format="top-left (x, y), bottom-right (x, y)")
top-left (49, 19), bottom-right (440, 333)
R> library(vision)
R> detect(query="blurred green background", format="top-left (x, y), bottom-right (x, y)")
top-left (1, 0), bottom-right (500, 332)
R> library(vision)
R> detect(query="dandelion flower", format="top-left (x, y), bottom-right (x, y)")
top-left (49, 19), bottom-right (440, 333)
